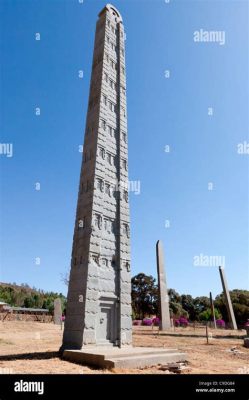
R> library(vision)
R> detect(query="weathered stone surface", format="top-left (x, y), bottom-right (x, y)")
top-left (244, 338), bottom-right (249, 348)
top-left (156, 241), bottom-right (171, 330)
top-left (219, 266), bottom-right (237, 330)
top-left (54, 298), bottom-right (62, 325)
top-left (85, 290), bottom-right (99, 301)
top-left (82, 330), bottom-right (96, 345)
top-left (120, 316), bottom-right (132, 330)
top-left (84, 314), bottom-right (96, 330)
top-left (63, 347), bottom-right (188, 369)
top-left (120, 305), bottom-right (132, 316)
top-left (61, 4), bottom-right (132, 350)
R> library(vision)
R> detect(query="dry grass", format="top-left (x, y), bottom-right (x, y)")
top-left (0, 321), bottom-right (248, 374)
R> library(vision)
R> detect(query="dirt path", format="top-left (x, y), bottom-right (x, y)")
top-left (0, 321), bottom-right (248, 374)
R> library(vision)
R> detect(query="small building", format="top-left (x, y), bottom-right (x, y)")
top-left (0, 304), bottom-right (51, 322)
top-left (0, 301), bottom-right (8, 311)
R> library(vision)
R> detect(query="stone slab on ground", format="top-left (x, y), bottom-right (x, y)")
top-left (63, 347), bottom-right (188, 369)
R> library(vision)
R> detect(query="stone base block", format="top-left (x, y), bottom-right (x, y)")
top-left (63, 346), bottom-right (188, 369)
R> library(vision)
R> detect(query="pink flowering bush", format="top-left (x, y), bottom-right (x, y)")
top-left (216, 319), bottom-right (225, 328)
top-left (133, 320), bottom-right (142, 326)
top-left (152, 317), bottom-right (160, 326)
top-left (142, 318), bottom-right (153, 326)
top-left (175, 317), bottom-right (188, 327)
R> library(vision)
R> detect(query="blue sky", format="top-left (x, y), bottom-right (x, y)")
top-left (0, 0), bottom-right (248, 298)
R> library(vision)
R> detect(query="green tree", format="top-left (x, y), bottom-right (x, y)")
top-left (181, 294), bottom-right (196, 320)
top-left (199, 308), bottom-right (222, 321)
top-left (131, 273), bottom-right (158, 319)
top-left (215, 290), bottom-right (249, 326)
top-left (23, 296), bottom-right (35, 308)
top-left (0, 283), bottom-right (67, 314)
top-left (168, 289), bottom-right (189, 318)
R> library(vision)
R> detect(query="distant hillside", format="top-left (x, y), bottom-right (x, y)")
top-left (0, 282), bottom-right (66, 313)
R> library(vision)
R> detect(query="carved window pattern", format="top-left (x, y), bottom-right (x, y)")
top-left (111, 185), bottom-right (115, 197)
top-left (100, 119), bottom-right (106, 130)
top-left (109, 101), bottom-right (115, 112)
top-left (96, 178), bottom-right (104, 192)
top-left (123, 223), bottom-right (130, 238)
top-left (110, 59), bottom-right (115, 69)
top-left (105, 183), bottom-right (111, 196)
top-left (92, 255), bottom-right (99, 264)
top-left (102, 258), bottom-right (108, 266)
top-left (98, 146), bottom-right (105, 159)
top-left (104, 218), bottom-right (108, 231)
top-left (107, 152), bottom-right (112, 165)
top-left (109, 79), bottom-right (115, 90)
top-left (126, 262), bottom-right (130, 272)
top-left (111, 221), bottom-right (116, 234)
top-left (102, 94), bottom-right (107, 105)
top-left (121, 106), bottom-right (126, 117)
top-left (108, 125), bottom-right (113, 136)
top-left (94, 214), bottom-right (102, 229)
top-left (122, 159), bottom-right (127, 171)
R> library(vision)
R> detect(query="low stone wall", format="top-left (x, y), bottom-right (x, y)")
top-left (0, 312), bottom-right (53, 323)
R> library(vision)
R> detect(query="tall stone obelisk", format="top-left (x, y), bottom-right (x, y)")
top-left (219, 266), bottom-right (237, 330)
top-left (62, 4), bottom-right (132, 350)
top-left (156, 240), bottom-right (171, 330)
top-left (209, 292), bottom-right (216, 329)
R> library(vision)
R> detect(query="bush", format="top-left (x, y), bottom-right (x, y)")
top-left (175, 317), bottom-right (188, 327)
top-left (199, 308), bottom-right (222, 321)
top-left (216, 319), bottom-right (225, 328)
top-left (152, 317), bottom-right (160, 326)
top-left (142, 318), bottom-right (153, 326)
top-left (133, 320), bottom-right (142, 326)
